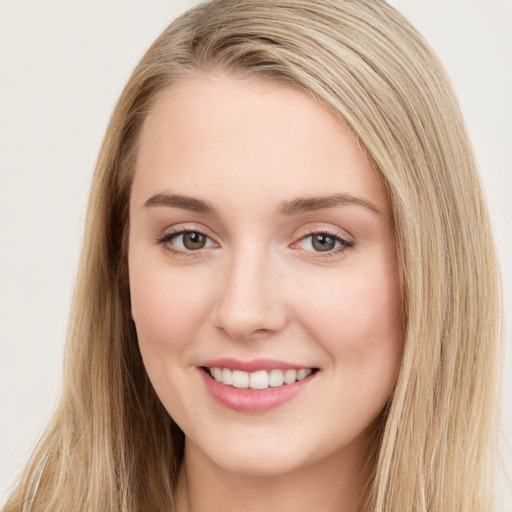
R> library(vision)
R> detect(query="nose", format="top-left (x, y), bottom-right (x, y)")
top-left (212, 247), bottom-right (288, 341)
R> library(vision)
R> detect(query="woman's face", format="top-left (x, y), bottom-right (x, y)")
top-left (129, 74), bottom-right (403, 476)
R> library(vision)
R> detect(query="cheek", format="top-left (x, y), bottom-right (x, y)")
top-left (129, 260), bottom-right (213, 353)
top-left (295, 266), bottom-right (403, 436)
top-left (128, 259), bottom-right (214, 423)
top-left (294, 262), bottom-right (403, 371)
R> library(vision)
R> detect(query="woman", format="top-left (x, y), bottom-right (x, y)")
top-left (4, 0), bottom-right (502, 511)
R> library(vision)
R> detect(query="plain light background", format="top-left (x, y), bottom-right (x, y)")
top-left (1, 0), bottom-right (511, 505)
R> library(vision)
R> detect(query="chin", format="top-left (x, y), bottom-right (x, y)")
top-left (207, 444), bottom-right (310, 477)
top-left (183, 422), bottom-right (318, 477)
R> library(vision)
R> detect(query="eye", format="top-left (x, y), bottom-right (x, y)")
top-left (295, 230), bottom-right (354, 255)
top-left (302, 233), bottom-right (339, 252)
top-left (158, 230), bottom-right (216, 252)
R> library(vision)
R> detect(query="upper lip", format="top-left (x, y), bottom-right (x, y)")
top-left (200, 358), bottom-right (317, 372)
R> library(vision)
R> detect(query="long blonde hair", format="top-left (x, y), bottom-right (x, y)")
top-left (5, 1), bottom-right (502, 511)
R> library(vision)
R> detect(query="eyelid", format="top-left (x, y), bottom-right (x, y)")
top-left (155, 223), bottom-right (219, 256)
top-left (294, 223), bottom-right (353, 241)
top-left (154, 222), bottom-right (354, 259)
top-left (290, 225), bottom-right (355, 257)
top-left (157, 222), bottom-right (217, 239)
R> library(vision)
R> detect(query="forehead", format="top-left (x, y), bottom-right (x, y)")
top-left (131, 73), bottom-right (390, 216)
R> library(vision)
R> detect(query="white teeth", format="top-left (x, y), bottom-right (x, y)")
top-left (221, 368), bottom-right (232, 385)
top-left (297, 368), bottom-right (312, 380)
top-left (232, 370), bottom-right (249, 389)
top-left (212, 367), bottom-right (222, 382)
top-left (269, 369), bottom-right (284, 387)
top-left (249, 370), bottom-right (269, 390)
top-left (207, 367), bottom-right (314, 390)
top-left (284, 369), bottom-right (297, 384)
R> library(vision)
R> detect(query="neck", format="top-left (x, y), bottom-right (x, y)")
top-left (173, 435), bottom-right (376, 512)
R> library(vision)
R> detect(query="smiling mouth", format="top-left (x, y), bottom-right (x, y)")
top-left (201, 366), bottom-right (319, 390)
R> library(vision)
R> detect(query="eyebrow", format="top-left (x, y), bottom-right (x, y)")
top-left (143, 192), bottom-right (383, 216)
top-left (277, 193), bottom-right (384, 216)
top-left (144, 193), bottom-right (217, 214)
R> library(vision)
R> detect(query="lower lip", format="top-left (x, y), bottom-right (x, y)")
top-left (200, 369), bottom-right (317, 412)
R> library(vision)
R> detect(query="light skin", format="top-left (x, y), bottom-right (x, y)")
top-left (128, 73), bottom-right (404, 512)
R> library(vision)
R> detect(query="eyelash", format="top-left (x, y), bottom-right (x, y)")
top-left (156, 227), bottom-right (354, 259)
top-left (156, 228), bottom-right (214, 259)
top-left (294, 227), bottom-right (355, 259)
